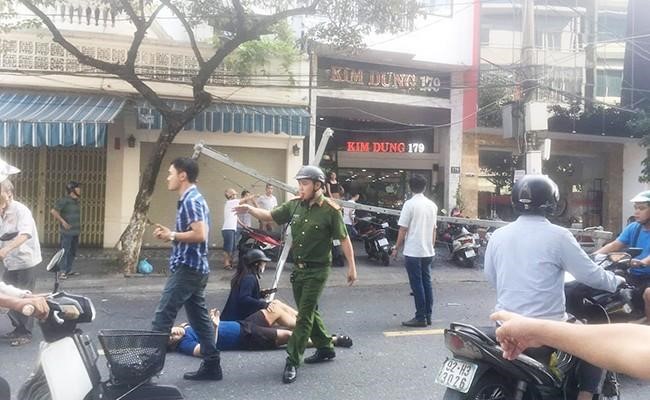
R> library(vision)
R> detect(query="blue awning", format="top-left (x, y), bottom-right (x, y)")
top-left (137, 100), bottom-right (310, 136)
top-left (0, 91), bottom-right (126, 147)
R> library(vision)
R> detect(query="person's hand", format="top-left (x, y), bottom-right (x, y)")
top-left (153, 224), bottom-right (172, 242)
top-left (347, 266), bottom-right (357, 286)
top-left (209, 308), bottom-right (220, 326)
top-left (391, 247), bottom-right (398, 260)
top-left (490, 310), bottom-right (542, 360)
top-left (61, 221), bottom-right (72, 230)
top-left (233, 204), bottom-right (250, 214)
top-left (0, 247), bottom-right (10, 260)
top-left (17, 297), bottom-right (50, 320)
top-left (630, 259), bottom-right (645, 267)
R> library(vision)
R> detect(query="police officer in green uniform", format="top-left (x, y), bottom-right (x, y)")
top-left (234, 165), bottom-right (357, 384)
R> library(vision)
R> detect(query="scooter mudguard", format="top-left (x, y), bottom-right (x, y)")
top-left (40, 337), bottom-right (93, 400)
top-left (103, 384), bottom-right (184, 400)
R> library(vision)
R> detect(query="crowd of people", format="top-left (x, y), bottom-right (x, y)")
top-left (4, 155), bottom-right (650, 392)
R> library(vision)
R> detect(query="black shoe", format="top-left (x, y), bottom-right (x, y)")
top-left (282, 361), bottom-right (297, 384)
top-left (183, 359), bottom-right (223, 381)
top-left (402, 318), bottom-right (427, 327)
top-left (426, 316), bottom-right (432, 326)
top-left (304, 348), bottom-right (336, 364)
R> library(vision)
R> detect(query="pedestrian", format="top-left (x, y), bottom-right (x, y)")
top-left (325, 171), bottom-right (340, 198)
top-left (391, 174), bottom-right (438, 327)
top-left (343, 193), bottom-right (359, 240)
top-left (151, 157), bottom-right (222, 381)
top-left (234, 166), bottom-right (357, 384)
top-left (0, 179), bottom-right (42, 346)
top-left (256, 184), bottom-right (277, 232)
top-left (50, 181), bottom-right (81, 279)
top-left (222, 188), bottom-right (239, 270)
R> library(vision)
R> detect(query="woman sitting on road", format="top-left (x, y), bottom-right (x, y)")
top-left (221, 249), bottom-right (295, 324)
top-left (168, 308), bottom-right (353, 354)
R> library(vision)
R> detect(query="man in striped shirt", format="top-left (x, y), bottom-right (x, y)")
top-left (152, 157), bottom-right (222, 381)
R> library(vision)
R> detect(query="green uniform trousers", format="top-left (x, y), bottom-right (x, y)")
top-left (286, 266), bottom-right (333, 366)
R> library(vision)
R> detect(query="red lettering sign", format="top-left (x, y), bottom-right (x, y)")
top-left (346, 141), bottom-right (408, 153)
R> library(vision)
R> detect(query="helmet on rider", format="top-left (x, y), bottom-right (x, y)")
top-left (511, 174), bottom-right (559, 215)
top-left (630, 190), bottom-right (650, 204)
top-left (295, 166), bottom-right (326, 185)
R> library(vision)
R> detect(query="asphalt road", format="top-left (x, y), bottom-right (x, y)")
top-left (2, 270), bottom-right (649, 399)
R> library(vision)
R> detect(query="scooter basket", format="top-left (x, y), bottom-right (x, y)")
top-left (98, 330), bottom-right (168, 386)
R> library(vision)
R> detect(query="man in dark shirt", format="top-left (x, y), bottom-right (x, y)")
top-left (151, 157), bottom-right (222, 381)
top-left (234, 165), bottom-right (357, 384)
top-left (50, 181), bottom-right (81, 279)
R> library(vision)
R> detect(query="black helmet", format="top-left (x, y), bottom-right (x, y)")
top-left (295, 166), bottom-right (326, 185)
top-left (243, 249), bottom-right (271, 266)
top-left (511, 175), bottom-right (559, 214)
top-left (66, 181), bottom-right (80, 193)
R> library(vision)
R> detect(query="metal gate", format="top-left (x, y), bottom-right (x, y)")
top-left (0, 147), bottom-right (106, 247)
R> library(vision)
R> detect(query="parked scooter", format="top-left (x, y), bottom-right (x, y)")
top-left (436, 251), bottom-right (637, 399)
top-left (237, 221), bottom-right (282, 262)
top-left (356, 216), bottom-right (394, 266)
top-left (437, 210), bottom-right (480, 268)
top-left (16, 246), bottom-right (183, 400)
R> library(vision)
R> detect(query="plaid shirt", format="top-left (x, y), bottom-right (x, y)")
top-left (169, 185), bottom-right (210, 274)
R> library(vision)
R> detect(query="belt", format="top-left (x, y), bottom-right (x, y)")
top-left (294, 261), bottom-right (327, 269)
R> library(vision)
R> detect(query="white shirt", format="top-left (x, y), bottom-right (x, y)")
top-left (484, 215), bottom-right (619, 320)
top-left (0, 200), bottom-right (42, 271)
top-left (343, 200), bottom-right (355, 225)
top-left (222, 199), bottom-right (239, 230)
top-left (397, 193), bottom-right (438, 257)
top-left (257, 194), bottom-right (278, 211)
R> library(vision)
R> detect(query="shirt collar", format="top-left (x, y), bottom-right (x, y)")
top-left (517, 214), bottom-right (548, 222)
top-left (303, 193), bottom-right (325, 208)
top-left (180, 185), bottom-right (197, 202)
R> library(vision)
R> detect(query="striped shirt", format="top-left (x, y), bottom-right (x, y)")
top-left (169, 185), bottom-right (210, 274)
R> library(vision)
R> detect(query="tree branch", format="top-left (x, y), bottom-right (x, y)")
top-left (160, 0), bottom-right (205, 66)
top-left (232, 0), bottom-right (245, 25)
top-left (125, 4), bottom-right (164, 67)
top-left (118, 0), bottom-right (142, 26)
top-left (19, 0), bottom-right (124, 73)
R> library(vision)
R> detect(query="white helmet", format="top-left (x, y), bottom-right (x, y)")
top-left (0, 159), bottom-right (19, 183)
top-left (630, 190), bottom-right (650, 204)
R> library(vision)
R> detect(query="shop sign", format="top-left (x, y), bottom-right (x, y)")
top-left (319, 58), bottom-right (450, 99)
top-left (346, 141), bottom-right (426, 153)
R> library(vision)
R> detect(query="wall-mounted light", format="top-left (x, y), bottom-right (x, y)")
top-left (292, 144), bottom-right (300, 156)
top-left (127, 134), bottom-right (136, 148)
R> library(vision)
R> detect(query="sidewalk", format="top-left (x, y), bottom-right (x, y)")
top-left (33, 244), bottom-right (486, 294)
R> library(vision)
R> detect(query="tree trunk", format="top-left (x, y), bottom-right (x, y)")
top-left (118, 122), bottom-right (182, 274)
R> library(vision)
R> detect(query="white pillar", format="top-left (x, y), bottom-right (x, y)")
top-left (445, 71), bottom-right (464, 209)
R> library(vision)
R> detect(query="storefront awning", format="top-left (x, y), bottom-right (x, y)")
top-left (137, 100), bottom-right (310, 136)
top-left (0, 91), bottom-right (126, 147)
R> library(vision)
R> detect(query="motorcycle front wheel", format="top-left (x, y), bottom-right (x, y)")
top-left (442, 372), bottom-right (514, 400)
top-left (381, 252), bottom-right (390, 266)
top-left (18, 366), bottom-right (51, 400)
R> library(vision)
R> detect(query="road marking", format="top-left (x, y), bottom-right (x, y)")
top-left (384, 328), bottom-right (445, 337)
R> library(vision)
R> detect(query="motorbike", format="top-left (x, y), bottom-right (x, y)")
top-left (356, 216), bottom-right (394, 266)
top-left (15, 246), bottom-right (183, 400)
top-left (438, 221), bottom-right (480, 268)
top-left (436, 251), bottom-right (639, 400)
top-left (237, 222), bottom-right (282, 262)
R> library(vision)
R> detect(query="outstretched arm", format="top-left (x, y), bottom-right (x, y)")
top-left (233, 204), bottom-right (273, 222)
top-left (491, 310), bottom-right (650, 380)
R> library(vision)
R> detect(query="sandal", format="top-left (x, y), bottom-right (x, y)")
top-left (333, 334), bottom-right (353, 348)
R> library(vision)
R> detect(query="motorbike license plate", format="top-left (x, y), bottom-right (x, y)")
top-left (377, 238), bottom-right (389, 247)
top-left (465, 249), bottom-right (476, 258)
top-left (435, 357), bottom-right (477, 393)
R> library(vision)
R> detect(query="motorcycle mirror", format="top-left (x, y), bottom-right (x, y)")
top-left (628, 247), bottom-right (643, 259)
top-left (46, 248), bottom-right (66, 272)
top-left (0, 231), bottom-right (19, 241)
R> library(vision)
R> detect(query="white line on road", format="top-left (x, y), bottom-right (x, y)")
top-left (384, 329), bottom-right (445, 337)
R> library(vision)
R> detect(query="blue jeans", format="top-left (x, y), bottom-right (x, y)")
top-left (404, 256), bottom-right (434, 321)
top-left (151, 266), bottom-right (219, 361)
top-left (60, 234), bottom-right (79, 274)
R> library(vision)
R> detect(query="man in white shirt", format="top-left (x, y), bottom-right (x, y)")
top-left (391, 175), bottom-right (437, 327)
top-left (0, 179), bottom-right (42, 346)
top-left (484, 174), bottom-right (622, 400)
top-left (222, 188), bottom-right (239, 270)
top-left (256, 184), bottom-right (278, 232)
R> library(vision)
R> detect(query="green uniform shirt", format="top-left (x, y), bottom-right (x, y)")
top-left (54, 196), bottom-right (81, 236)
top-left (271, 194), bottom-right (348, 267)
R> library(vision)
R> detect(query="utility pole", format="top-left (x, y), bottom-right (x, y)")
top-left (520, 0), bottom-right (542, 174)
top-left (584, 0), bottom-right (598, 113)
